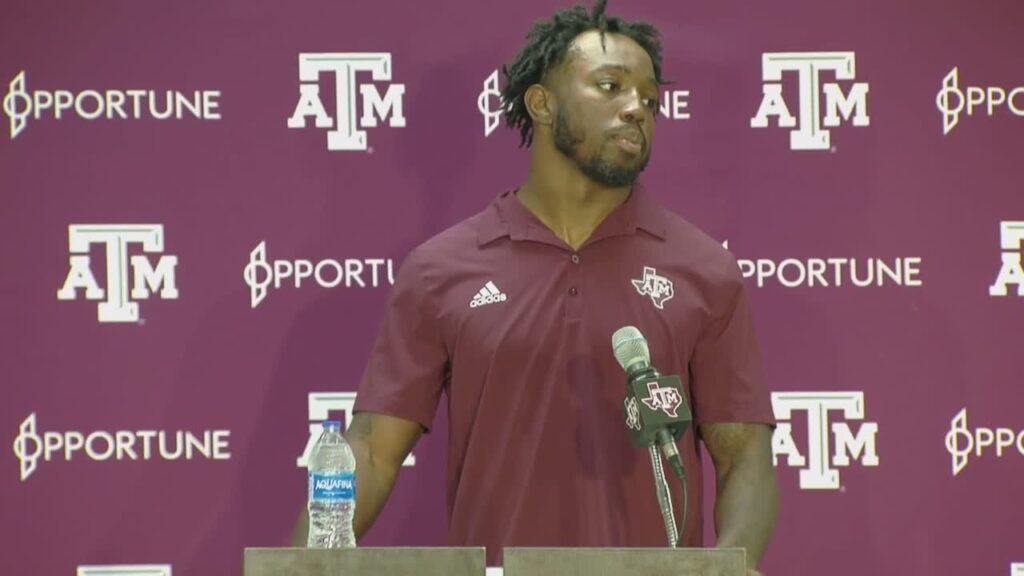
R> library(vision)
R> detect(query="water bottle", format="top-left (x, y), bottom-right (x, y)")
top-left (307, 420), bottom-right (357, 548)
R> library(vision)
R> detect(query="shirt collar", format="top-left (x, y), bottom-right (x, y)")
top-left (476, 182), bottom-right (666, 247)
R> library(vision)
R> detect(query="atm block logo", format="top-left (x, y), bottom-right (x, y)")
top-left (287, 53), bottom-right (405, 151)
top-left (751, 52), bottom-right (869, 151)
top-left (771, 391), bottom-right (879, 490)
top-left (57, 225), bottom-right (178, 323)
top-left (990, 221), bottom-right (1024, 297)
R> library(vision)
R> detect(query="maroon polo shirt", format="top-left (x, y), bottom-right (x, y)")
top-left (353, 185), bottom-right (774, 565)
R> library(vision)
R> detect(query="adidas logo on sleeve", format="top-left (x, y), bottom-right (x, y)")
top-left (470, 281), bottom-right (507, 308)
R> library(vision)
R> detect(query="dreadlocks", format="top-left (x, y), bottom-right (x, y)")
top-left (500, 0), bottom-right (666, 148)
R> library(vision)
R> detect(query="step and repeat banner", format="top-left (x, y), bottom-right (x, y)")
top-left (2, 0), bottom-right (1021, 575)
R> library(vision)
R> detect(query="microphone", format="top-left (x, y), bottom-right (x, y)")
top-left (611, 326), bottom-right (691, 480)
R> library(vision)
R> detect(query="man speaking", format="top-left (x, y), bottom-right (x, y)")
top-left (297, 1), bottom-right (778, 573)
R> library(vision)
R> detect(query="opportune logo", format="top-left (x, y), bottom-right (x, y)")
top-left (936, 67), bottom-right (1024, 135)
top-left (723, 240), bottom-right (924, 289)
top-left (479, 70), bottom-right (503, 137)
top-left (751, 52), bottom-right (869, 150)
top-left (739, 255), bottom-right (922, 288)
top-left (990, 221), bottom-right (1024, 296)
top-left (297, 393), bottom-right (416, 468)
top-left (287, 53), bottom-right (405, 151)
top-left (244, 241), bottom-right (394, 308)
top-left (57, 225), bottom-right (178, 323)
top-left (12, 413), bottom-right (230, 482)
top-left (78, 566), bottom-right (172, 576)
top-left (478, 69), bottom-right (691, 137)
top-left (945, 407), bottom-right (1023, 476)
top-left (771, 392), bottom-right (879, 490)
top-left (3, 70), bottom-right (221, 140)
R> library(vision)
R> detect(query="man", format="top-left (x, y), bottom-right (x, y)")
top-left (296, 1), bottom-right (779, 573)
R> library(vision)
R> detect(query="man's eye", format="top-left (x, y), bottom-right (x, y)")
top-left (644, 97), bottom-right (659, 109)
top-left (598, 80), bottom-right (618, 91)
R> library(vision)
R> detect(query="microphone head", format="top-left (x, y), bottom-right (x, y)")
top-left (612, 326), bottom-right (651, 373)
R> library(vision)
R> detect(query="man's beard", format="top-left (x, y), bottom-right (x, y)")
top-left (553, 107), bottom-right (648, 188)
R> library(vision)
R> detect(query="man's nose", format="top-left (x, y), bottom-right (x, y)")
top-left (619, 90), bottom-right (646, 125)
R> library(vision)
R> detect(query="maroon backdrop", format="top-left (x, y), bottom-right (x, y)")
top-left (2, 1), bottom-right (1022, 575)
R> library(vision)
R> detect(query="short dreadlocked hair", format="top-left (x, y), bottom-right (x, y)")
top-left (500, 0), bottom-right (666, 148)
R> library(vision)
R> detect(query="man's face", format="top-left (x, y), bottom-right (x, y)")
top-left (550, 30), bottom-right (659, 187)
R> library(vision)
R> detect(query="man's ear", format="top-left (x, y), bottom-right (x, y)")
top-left (525, 84), bottom-right (554, 127)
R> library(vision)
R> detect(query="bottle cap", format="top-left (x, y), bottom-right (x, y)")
top-left (322, 420), bottom-right (341, 431)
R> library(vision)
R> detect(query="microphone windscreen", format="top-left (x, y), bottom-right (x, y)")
top-left (612, 325), bottom-right (650, 372)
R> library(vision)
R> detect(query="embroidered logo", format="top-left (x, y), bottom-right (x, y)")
top-left (631, 266), bottom-right (674, 309)
top-left (470, 281), bottom-right (507, 308)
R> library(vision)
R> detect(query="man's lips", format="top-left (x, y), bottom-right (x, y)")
top-left (610, 130), bottom-right (643, 144)
top-left (610, 130), bottom-right (645, 153)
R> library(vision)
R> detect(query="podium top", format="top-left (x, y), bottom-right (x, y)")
top-left (504, 547), bottom-right (745, 576)
top-left (243, 547), bottom-right (744, 576)
top-left (244, 547), bottom-right (486, 576)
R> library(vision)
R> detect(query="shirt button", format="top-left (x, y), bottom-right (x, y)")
top-left (571, 254), bottom-right (580, 264)
top-left (569, 286), bottom-right (578, 296)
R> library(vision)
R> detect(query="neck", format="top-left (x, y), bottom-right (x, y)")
top-left (516, 142), bottom-right (633, 250)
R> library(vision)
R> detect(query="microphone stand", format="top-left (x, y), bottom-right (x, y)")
top-left (648, 441), bottom-right (689, 548)
top-left (648, 445), bottom-right (679, 547)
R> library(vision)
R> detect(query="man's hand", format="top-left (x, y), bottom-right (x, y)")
top-left (291, 412), bottom-right (423, 545)
top-left (699, 422), bottom-right (778, 571)
top-left (344, 412), bottom-right (423, 538)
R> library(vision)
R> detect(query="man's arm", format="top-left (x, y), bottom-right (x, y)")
top-left (699, 422), bottom-right (778, 573)
top-left (291, 412), bottom-right (424, 546)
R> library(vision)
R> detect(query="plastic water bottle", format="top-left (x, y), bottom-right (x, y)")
top-left (307, 420), bottom-right (357, 548)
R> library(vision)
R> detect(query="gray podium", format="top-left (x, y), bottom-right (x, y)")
top-left (504, 547), bottom-right (745, 576)
top-left (244, 547), bottom-right (744, 576)
top-left (243, 547), bottom-right (486, 576)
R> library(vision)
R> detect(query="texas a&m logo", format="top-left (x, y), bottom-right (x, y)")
top-left (56, 225), bottom-right (178, 323)
top-left (640, 381), bottom-right (684, 418)
top-left (632, 266), bottom-right (674, 309)
top-left (990, 221), bottom-right (1024, 297)
top-left (751, 52), bottom-right (870, 150)
top-left (287, 53), bottom-right (405, 151)
top-left (771, 391), bottom-right (879, 490)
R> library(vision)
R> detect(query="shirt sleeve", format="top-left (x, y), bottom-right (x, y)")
top-left (352, 247), bottom-right (448, 432)
top-left (688, 254), bottom-right (775, 427)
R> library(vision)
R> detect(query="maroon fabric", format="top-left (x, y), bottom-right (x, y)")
top-left (354, 185), bottom-right (775, 565)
